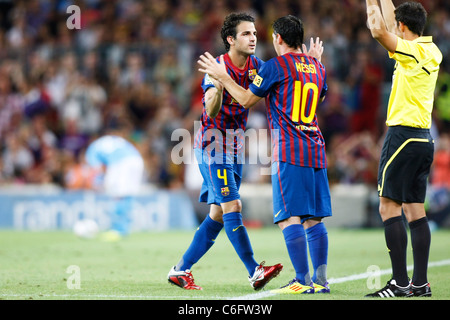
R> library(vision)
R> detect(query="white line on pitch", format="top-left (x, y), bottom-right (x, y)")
top-left (1, 259), bottom-right (449, 300)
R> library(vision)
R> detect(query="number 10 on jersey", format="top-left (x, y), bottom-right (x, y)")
top-left (291, 80), bottom-right (319, 124)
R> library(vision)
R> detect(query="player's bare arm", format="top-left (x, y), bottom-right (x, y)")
top-left (366, 0), bottom-right (398, 53)
top-left (198, 52), bottom-right (262, 109)
top-left (204, 77), bottom-right (224, 118)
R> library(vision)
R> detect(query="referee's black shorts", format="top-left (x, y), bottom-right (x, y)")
top-left (377, 125), bottom-right (434, 203)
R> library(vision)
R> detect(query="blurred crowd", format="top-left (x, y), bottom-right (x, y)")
top-left (0, 0), bottom-right (448, 206)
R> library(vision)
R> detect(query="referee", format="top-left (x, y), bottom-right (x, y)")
top-left (365, 0), bottom-right (442, 297)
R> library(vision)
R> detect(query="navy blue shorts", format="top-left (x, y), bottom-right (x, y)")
top-left (271, 161), bottom-right (332, 224)
top-left (195, 148), bottom-right (242, 206)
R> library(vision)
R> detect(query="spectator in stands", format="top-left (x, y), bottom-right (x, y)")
top-left (62, 148), bottom-right (95, 190)
top-left (2, 132), bottom-right (34, 182)
top-left (0, 82), bottom-right (23, 139)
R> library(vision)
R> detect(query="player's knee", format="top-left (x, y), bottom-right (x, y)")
top-left (303, 218), bottom-right (322, 229)
top-left (277, 216), bottom-right (302, 230)
top-left (221, 199), bottom-right (242, 214)
top-left (209, 211), bottom-right (223, 224)
top-left (209, 204), bottom-right (224, 223)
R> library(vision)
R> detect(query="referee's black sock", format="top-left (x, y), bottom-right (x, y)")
top-left (409, 217), bottom-right (431, 286)
top-left (384, 216), bottom-right (409, 287)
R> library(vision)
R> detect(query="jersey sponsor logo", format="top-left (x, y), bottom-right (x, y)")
top-left (295, 124), bottom-right (318, 132)
top-left (253, 75), bottom-right (263, 87)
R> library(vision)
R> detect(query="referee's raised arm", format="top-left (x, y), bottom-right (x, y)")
top-left (379, 0), bottom-right (399, 35)
top-left (365, 0), bottom-right (398, 53)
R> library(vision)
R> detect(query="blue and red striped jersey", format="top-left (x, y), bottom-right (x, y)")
top-left (194, 53), bottom-right (264, 157)
top-left (249, 53), bottom-right (328, 168)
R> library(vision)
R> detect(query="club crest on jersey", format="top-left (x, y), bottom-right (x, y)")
top-left (248, 69), bottom-right (257, 80)
top-left (221, 187), bottom-right (230, 196)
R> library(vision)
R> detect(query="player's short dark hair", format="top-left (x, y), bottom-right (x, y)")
top-left (272, 15), bottom-right (304, 49)
top-left (395, 1), bottom-right (427, 36)
top-left (221, 12), bottom-right (255, 51)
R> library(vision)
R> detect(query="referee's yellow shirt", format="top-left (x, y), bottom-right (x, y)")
top-left (387, 36), bottom-right (442, 128)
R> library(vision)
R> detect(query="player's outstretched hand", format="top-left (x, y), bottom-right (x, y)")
top-left (198, 52), bottom-right (228, 82)
top-left (302, 37), bottom-right (324, 62)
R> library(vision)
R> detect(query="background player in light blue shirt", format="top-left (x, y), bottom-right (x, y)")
top-left (85, 131), bottom-right (144, 240)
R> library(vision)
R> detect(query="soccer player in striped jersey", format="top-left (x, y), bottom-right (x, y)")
top-left (168, 13), bottom-right (283, 291)
top-left (198, 15), bottom-right (331, 294)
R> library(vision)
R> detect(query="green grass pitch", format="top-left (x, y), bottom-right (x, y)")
top-left (1, 227), bottom-right (449, 300)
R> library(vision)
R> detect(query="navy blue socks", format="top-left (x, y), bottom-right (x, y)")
top-left (282, 224), bottom-right (311, 285)
top-left (306, 222), bottom-right (329, 285)
top-left (223, 211), bottom-right (259, 276)
top-left (176, 215), bottom-right (223, 271)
